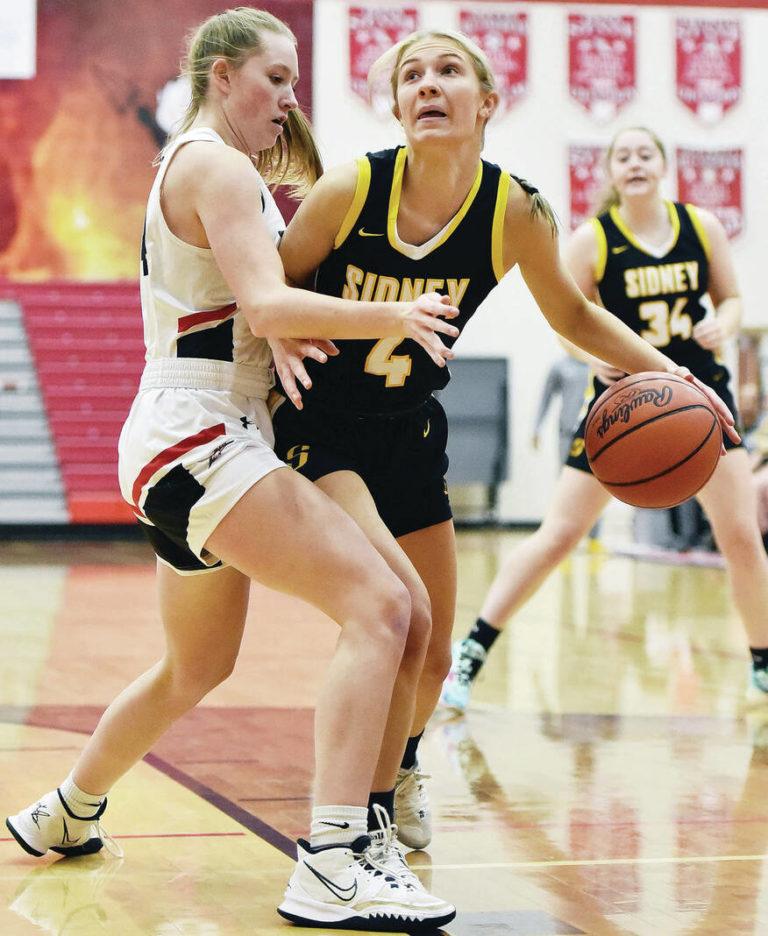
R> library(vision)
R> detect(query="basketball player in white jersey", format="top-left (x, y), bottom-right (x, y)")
top-left (6, 9), bottom-right (460, 931)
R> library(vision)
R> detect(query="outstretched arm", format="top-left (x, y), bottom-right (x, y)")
top-left (172, 144), bottom-right (459, 347)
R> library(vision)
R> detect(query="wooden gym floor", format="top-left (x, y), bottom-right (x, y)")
top-left (1, 525), bottom-right (767, 936)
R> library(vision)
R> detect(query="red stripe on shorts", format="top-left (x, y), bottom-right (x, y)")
top-left (177, 303), bottom-right (237, 334)
top-left (131, 423), bottom-right (227, 515)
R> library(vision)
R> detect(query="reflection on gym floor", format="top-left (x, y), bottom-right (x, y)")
top-left (1, 528), bottom-right (766, 935)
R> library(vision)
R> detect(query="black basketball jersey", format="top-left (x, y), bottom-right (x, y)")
top-left (301, 146), bottom-right (508, 415)
top-left (594, 201), bottom-right (717, 377)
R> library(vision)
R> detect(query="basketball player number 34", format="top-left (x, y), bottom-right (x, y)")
top-left (639, 297), bottom-right (693, 346)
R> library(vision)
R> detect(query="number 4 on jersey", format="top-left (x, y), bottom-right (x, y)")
top-left (365, 338), bottom-right (412, 387)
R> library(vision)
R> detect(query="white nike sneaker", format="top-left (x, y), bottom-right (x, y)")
top-left (394, 763), bottom-right (432, 850)
top-left (277, 833), bottom-right (455, 931)
top-left (6, 788), bottom-right (122, 859)
top-left (366, 804), bottom-right (426, 892)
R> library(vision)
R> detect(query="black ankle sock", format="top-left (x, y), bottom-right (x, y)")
top-left (469, 617), bottom-right (501, 652)
top-left (400, 730), bottom-right (424, 771)
top-left (367, 789), bottom-right (395, 830)
top-left (750, 647), bottom-right (768, 670)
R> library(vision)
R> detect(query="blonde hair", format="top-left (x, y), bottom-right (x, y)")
top-left (367, 29), bottom-right (557, 235)
top-left (173, 6), bottom-right (321, 196)
top-left (593, 126), bottom-right (667, 216)
top-left (371, 28), bottom-right (496, 104)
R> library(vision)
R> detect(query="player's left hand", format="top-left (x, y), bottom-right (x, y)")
top-left (269, 337), bottom-right (339, 410)
top-left (692, 319), bottom-right (726, 351)
top-left (673, 367), bottom-right (740, 449)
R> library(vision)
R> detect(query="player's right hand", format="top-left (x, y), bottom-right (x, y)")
top-left (399, 292), bottom-right (460, 367)
top-left (269, 337), bottom-right (339, 410)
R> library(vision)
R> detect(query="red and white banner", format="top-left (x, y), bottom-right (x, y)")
top-left (459, 9), bottom-right (527, 113)
top-left (677, 147), bottom-right (744, 239)
top-left (569, 145), bottom-right (606, 231)
top-left (676, 18), bottom-right (741, 123)
top-left (349, 6), bottom-right (419, 109)
top-left (568, 14), bottom-right (636, 122)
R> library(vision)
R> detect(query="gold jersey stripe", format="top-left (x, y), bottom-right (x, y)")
top-left (334, 157), bottom-right (371, 249)
top-left (685, 203), bottom-right (711, 260)
top-left (387, 147), bottom-right (484, 259)
top-left (491, 172), bottom-right (510, 282)
top-left (591, 216), bottom-right (608, 282)
top-left (609, 200), bottom-right (681, 256)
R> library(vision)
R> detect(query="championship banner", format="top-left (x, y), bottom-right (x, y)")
top-left (349, 6), bottom-right (419, 110)
top-left (677, 147), bottom-right (744, 239)
top-left (568, 145), bottom-right (606, 231)
top-left (459, 9), bottom-right (527, 113)
top-left (568, 13), bottom-right (636, 122)
top-left (676, 17), bottom-right (741, 123)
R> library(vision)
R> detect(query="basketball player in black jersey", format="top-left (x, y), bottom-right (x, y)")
top-left (445, 126), bottom-right (768, 714)
top-left (270, 50), bottom-right (738, 852)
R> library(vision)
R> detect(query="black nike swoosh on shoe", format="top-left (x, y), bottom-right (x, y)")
top-left (304, 862), bottom-right (358, 902)
top-left (319, 821), bottom-right (350, 829)
top-left (61, 818), bottom-right (77, 844)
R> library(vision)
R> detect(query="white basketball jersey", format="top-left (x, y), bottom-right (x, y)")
top-left (139, 127), bottom-right (283, 372)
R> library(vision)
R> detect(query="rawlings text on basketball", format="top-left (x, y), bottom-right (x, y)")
top-left (596, 385), bottom-right (673, 439)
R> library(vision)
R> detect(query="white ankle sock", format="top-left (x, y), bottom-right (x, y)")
top-left (59, 774), bottom-right (106, 817)
top-left (310, 805), bottom-right (367, 849)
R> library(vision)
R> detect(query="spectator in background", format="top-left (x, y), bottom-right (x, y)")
top-left (532, 352), bottom-right (600, 545)
top-left (531, 353), bottom-right (591, 466)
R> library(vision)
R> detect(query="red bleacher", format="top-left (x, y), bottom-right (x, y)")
top-left (3, 280), bottom-right (145, 523)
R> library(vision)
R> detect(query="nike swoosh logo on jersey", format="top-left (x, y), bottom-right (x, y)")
top-left (304, 861), bottom-right (358, 902)
top-left (612, 245), bottom-right (629, 254)
top-left (358, 228), bottom-right (384, 237)
top-left (423, 419), bottom-right (431, 438)
top-left (320, 821), bottom-right (350, 829)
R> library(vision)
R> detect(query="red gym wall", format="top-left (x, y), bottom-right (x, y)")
top-left (0, 0), bottom-right (764, 525)
top-left (0, 0), bottom-right (313, 524)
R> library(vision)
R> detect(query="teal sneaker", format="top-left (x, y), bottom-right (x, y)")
top-left (439, 638), bottom-right (486, 714)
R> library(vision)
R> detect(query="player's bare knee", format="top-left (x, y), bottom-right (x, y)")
top-left (524, 530), bottom-right (567, 567)
top-left (422, 641), bottom-right (452, 684)
top-left (539, 520), bottom-right (585, 557)
top-left (164, 653), bottom-right (238, 706)
top-left (405, 583), bottom-right (432, 657)
top-left (355, 574), bottom-right (412, 650)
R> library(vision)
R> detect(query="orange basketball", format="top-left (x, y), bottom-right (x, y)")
top-left (584, 371), bottom-right (722, 508)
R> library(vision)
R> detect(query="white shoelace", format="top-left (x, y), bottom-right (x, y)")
top-left (96, 821), bottom-right (124, 859)
top-left (366, 804), bottom-right (422, 889)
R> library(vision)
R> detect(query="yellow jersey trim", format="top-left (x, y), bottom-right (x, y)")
top-left (491, 172), bottom-right (510, 282)
top-left (387, 148), bottom-right (484, 258)
top-left (685, 203), bottom-right (711, 259)
top-left (608, 200), bottom-right (680, 255)
top-left (334, 157), bottom-right (371, 249)
top-left (591, 217), bottom-right (608, 282)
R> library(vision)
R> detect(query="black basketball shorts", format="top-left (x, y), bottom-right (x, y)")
top-left (271, 394), bottom-right (452, 538)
